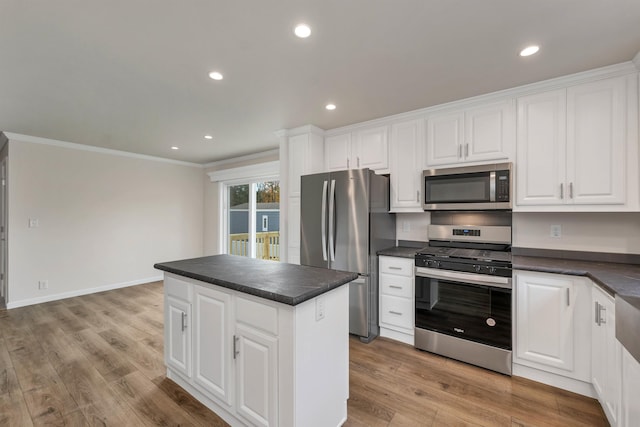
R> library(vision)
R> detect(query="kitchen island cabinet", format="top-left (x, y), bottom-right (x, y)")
top-left (155, 255), bottom-right (357, 427)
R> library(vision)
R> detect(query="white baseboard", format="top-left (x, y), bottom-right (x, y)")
top-left (513, 363), bottom-right (596, 398)
top-left (379, 327), bottom-right (414, 346)
top-left (6, 276), bottom-right (163, 309)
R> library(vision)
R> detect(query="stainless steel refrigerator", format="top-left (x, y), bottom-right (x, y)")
top-left (300, 169), bottom-right (396, 342)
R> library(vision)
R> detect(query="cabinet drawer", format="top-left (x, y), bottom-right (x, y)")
top-left (379, 256), bottom-right (413, 277)
top-left (380, 273), bottom-right (413, 298)
top-left (236, 297), bottom-right (278, 336)
top-left (380, 295), bottom-right (413, 330)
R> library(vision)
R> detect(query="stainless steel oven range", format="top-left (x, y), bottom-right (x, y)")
top-left (414, 224), bottom-right (513, 375)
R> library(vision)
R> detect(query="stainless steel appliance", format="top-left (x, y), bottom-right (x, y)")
top-left (300, 169), bottom-right (395, 342)
top-left (423, 162), bottom-right (512, 210)
top-left (414, 223), bottom-right (513, 375)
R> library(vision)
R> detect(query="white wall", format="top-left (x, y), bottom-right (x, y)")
top-left (6, 135), bottom-right (204, 308)
top-left (513, 212), bottom-right (640, 254)
top-left (395, 212), bottom-right (430, 242)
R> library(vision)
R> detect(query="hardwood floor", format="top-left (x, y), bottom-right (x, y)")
top-left (0, 282), bottom-right (607, 426)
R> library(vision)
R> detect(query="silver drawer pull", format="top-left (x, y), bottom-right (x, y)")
top-left (389, 285), bottom-right (402, 289)
top-left (388, 266), bottom-right (402, 270)
top-left (389, 311), bottom-right (403, 315)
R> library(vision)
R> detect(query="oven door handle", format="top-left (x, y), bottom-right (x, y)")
top-left (415, 267), bottom-right (512, 290)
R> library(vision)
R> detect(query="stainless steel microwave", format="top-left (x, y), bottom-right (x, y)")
top-left (423, 162), bottom-right (512, 210)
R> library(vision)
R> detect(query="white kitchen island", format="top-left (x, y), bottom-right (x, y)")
top-left (155, 255), bottom-right (357, 427)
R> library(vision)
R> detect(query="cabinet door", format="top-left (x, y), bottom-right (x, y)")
top-left (621, 347), bottom-right (640, 427)
top-left (353, 126), bottom-right (389, 170)
top-left (165, 295), bottom-right (192, 378)
top-left (325, 133), bottom-right (351, 171)
top-left (465, 100), bottom-right (514, 163)
top-left (193, 285), bottom-right (233, 406)
top-left (515, 272), bottom-right (575, 371)
top-left (516, 90), bottom-right (567, 206)
top-left (567, 76), bottom-right (626, 205)
top-left (235, 323), bottom-right (278, 427)
top-left (390, 119), bottom-right (423, 211)
top-left (592, 286), bottom-right (621, 426)
top-left (425, 111), bottom-right (464, 166)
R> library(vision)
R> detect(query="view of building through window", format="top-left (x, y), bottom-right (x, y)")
top-left (227, 181), bottom-right (280, 260)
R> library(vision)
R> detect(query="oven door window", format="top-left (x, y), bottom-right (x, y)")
top-left (415, 275), bottom-right (511, 350)
top-left (425, 172), bottom-right (490, 203)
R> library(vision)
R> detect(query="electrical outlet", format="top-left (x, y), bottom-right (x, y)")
top-left (550, 225), bottom-right (562, 238)
top-left (402, 221), bottom-right (410, 232)
top-left (38, 280), bottom-right (48, 290)
top-left (316, 296), bottom-right (326, 321)
top-left (29, 218), bottom-right (39, 228)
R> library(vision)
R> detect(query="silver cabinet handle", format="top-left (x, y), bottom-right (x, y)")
top-left (566, 288), bottom-right (570, 306)
top-left (560, 183), bottom-right (564, 199)
top-left (569, 182), bottom-right (574, 199)
top-left (321, 180), bottom-right (328, 262)
top-left (388, 266), bottom-right (402, 270)
top-left (233, 335), bottom-right (239, 359)
top-left (417, 190), bottom-right (420, 202)
top-left (389, 311), bottom-right (402, 315)
top-left (181, 312), bottom-right (187, 332)
top-left (465, 143), bottom-right (469, 157)
top-left (389, 285), bottom-right (402, 289)
top-left (595, 301), bottom-right (600, 325)
top-left (458, 144), bottom-right (462, 158)
top-left (357, 157), bottom-right (360, 168)
top-left (347, 158), bottom-right (350, 169)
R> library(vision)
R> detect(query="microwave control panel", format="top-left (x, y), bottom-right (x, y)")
top-left (495, 170), bottom-right (510, 201)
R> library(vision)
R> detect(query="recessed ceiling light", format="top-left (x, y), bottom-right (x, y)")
top-left (171, 146), bottom-right (179, 150)
top-left (325, 103), bottom-right (336, 111)
top-left (204, 135), bottom-right (213, 140)
top-left (208, 71), bottom-right (223, 80)
top-left (294, 24), bottom-right (311, 38)
top-left (519, 45), bottom-right (540, 57)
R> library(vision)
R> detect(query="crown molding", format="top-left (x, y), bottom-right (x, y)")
top-left (202, 148), bottom-right (279, 169)
top-left (4, 132), bottom-right (203, 168)
top-left (285, 124), bottom-right (325, 137)
top-left (207, 160), bottom-right (280, 182)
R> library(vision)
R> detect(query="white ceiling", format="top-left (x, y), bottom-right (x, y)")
top-left (1, 0), bottom-right (640, 164)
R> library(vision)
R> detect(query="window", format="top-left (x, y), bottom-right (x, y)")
top-left (226, 180), bottom-right (280, 261)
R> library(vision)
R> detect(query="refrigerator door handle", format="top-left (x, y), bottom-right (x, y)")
top-left (321, 180), bottom-right (328, 261)
top-left (328, 179), bottom-right (336, 262)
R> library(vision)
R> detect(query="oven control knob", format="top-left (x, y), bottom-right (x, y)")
top-left (474, 264), bottom-right (482, 272)
top-left (489, 267), bottom-right (497, 274)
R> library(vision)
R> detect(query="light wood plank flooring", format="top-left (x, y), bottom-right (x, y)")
top-left (0, 282), bottom-right (607, 426)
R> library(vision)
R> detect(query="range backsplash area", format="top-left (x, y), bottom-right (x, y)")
top-left (512, 212), bottom-right (640, 255)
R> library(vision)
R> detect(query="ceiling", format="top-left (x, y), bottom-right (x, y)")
top-left (1, 1), bottom-right (640, 164)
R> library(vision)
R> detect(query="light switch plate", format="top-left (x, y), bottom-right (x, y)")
top-left (550, 224), bottom-right (562, 238)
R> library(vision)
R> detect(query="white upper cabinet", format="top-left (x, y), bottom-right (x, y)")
top-left (425, 99), bottom-right (514, 167)
top-left (325, 126), bottom-right (389, 172)
top-left (389, 119), bottom-right (424, 212)
top-left (516, 74), bottom-right (638, 211)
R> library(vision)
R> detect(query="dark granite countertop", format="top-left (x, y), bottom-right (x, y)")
top-left (512, 255), bottom-right (640, 299)
top-left (377, 246), bottom-right (421, 258)
top-left (154, 254), bottom-right (358, 306)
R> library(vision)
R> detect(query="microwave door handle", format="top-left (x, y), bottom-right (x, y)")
top-left (321, 180), bottom-right (328, 261)
top-left (489, 171), bottom-right (496, 202)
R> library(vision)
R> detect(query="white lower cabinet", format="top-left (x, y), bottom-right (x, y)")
top-left (163, 273), bottom-right (349, 427)
top-left (378, 256), bottom-right (414, 345)
top-left (592, 285), bottom-right (621, 426)
top-left (513, 271), bottom-right (592, 392)
top-left (165, 276), bottom-right (193, 379)
top-left (193, 285), bottom-right (233, 408)
top-left (620, 347), bottom-right (640, 427)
